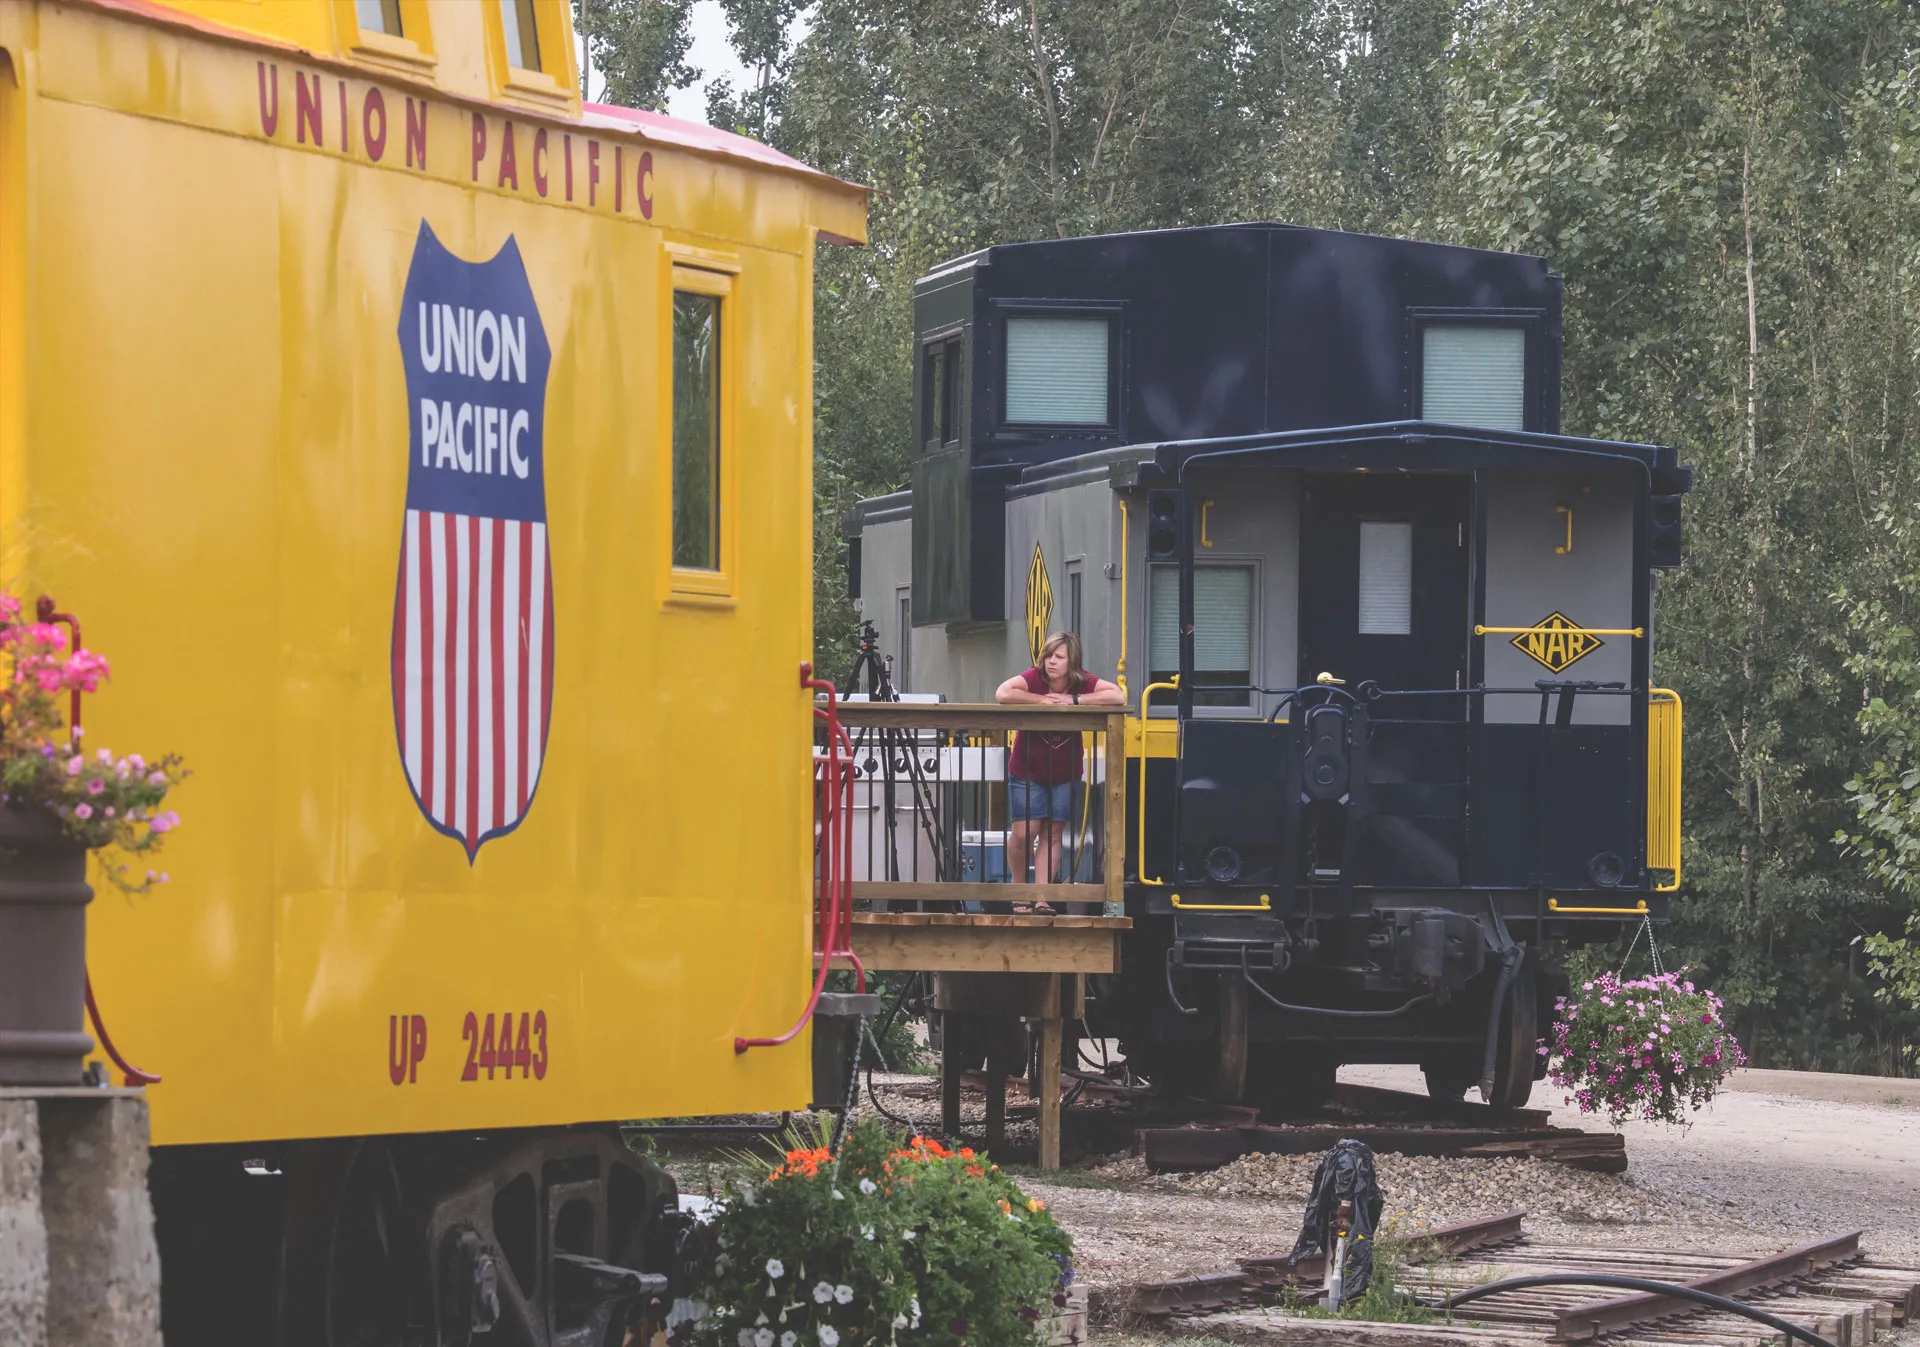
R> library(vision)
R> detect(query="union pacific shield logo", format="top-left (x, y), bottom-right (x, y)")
top-left (391, 224), bottom-right (553, 861)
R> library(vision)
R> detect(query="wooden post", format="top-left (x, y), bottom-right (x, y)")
top-left (1037, 974), bottom-right (1063, 1170)
top-left (1103, 712), bottom-right (1126, 915)
top-left (939, 1015), bottom-right (961, 1140)
top-left (984, 1072), bottom-right (1006, 1155)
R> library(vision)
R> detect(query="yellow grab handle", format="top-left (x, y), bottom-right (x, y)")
top-left (1475, 625), bottom-right (1644, 638)
top-left (1171, 893), bottom-right (1272, 912)
top-left (1136, 677), bottom-right (1178, 886)
top-left (1546, 898), bottom-right (1649, 916)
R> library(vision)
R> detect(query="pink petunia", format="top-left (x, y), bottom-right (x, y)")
top-left (73, 803), bottom-right (92, 820)
top-left (85, 777), bottom-right (104, 796)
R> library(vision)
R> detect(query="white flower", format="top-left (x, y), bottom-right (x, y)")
top-left (860, 1223), bottom-right (875, 1241)
top-left (819, 1329), bottom-right (840, 1347)
top-left (902, 1229), bottom-right (916, 1241)
top-left (743, 1186), bottom-right (759, 1208)
top-left (831, 1189), bottom-right (845, 1201)
top-left (765, 1258), bottom-right (785, 1279)
top-left (755, 1330), bottom-right (775, 1347)
top-left (739, 1332), bottom-right (754, 1347)
top-left (834, 1284), bottom-right (853, 1305)
top-left (755, 1315), bottom-right (769, 1327)
top-left (859, 1178), bottom-right (877, 1195)
top-left (782, 1334), bottom-right (797, 1347)
top-left (715, 1255), bottom-right (731, 1274)
top-left (893, 1314), bottom-right (910, 1330)
top-left (813, 1281), bottom-right (834, 1304)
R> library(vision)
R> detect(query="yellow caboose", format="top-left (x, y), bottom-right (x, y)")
top-left (0, 0), bottom-right (865, 1338)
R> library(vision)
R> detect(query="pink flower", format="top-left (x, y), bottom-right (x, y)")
top-left (73, 803), bottom-right (92, 820)
top-left (96, 748), bottom-right (110, 763)
top-left (85, 777), bottom-right (104, 796)
top-left (147, 771), bottom-right (167, 786)
top-left (65, 756), bottom-right (83, 777)
top-left (0, 595), bottom-right (19, 622)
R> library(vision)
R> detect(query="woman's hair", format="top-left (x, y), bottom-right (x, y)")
top-left (1036, 631), bottom-right (1087, 690)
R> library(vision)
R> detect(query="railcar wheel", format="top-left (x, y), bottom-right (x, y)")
top-left (1488, 958), bottom-right (1539, 1111)
top-left (278, 1139), bottom-right (422, 1347)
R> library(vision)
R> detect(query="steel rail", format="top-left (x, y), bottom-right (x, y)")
top-left (1439, 1272), bottom-right (1843, 1347)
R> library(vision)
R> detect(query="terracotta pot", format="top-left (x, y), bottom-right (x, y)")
top-left (0, 804), bottom-right (93, 1085)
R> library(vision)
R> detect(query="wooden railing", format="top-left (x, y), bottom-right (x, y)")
top-left (827, 703), bottom-right (1127, 915)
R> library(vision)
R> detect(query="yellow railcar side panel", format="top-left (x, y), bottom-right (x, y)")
top-left (4, 2), bottom-right (844, 1146)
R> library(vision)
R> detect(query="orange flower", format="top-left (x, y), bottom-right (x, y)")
top-left (1027, 1198), bottom-right (1046, 1213)
top-left (965, 1164), bottom-right (984, 1178)
top-left (997, 1198), bottom-right (1013, 1214)
top-left (958, 1147), bottom-right (975, 1160)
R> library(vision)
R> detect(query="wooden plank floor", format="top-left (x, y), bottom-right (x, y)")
top-left (819, 912), bottom-right (1131, 973)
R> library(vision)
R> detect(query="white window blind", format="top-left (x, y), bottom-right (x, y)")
top-left (1358, 522), bottom-right (1413, 635)
top-left (1149, 566), bottom-right (1254, 673)
top-left (1422, 325), bottom-right (1526, 430)
top-left (1006, 315), bottom-right (1110, 424)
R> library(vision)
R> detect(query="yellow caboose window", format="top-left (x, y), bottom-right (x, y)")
top-left (672, 291), bottom-right (723, 572)
top-left (499, 0), bottom-right (543, 71)
top-left (355, 0), bottom-right (403, 37)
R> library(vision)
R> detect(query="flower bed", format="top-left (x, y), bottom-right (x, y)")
top-left (1546, 970), bottom-right (1747, 1125)
top-left (684, 1122), bottom-right (1072, 1347)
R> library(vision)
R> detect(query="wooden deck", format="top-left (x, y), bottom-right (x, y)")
top-left (821, 911), bottom-right (1132, 974)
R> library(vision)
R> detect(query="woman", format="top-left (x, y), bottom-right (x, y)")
top-left (995, 632), bottom-right (1125, 912)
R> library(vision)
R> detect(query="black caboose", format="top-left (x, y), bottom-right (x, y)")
top-left (846, 223), bottom-right (1690, 1108)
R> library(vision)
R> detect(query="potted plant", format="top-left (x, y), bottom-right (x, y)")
top-left (0, 596), bottom-right (185, 1085)
top-left (1543, 970), bottom-right (1747, 1126)
top-left (679, 1120), bottom-right (1075, 1347)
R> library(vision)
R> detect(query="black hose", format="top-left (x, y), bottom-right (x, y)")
top-left (1435, 1273), bottom-right (1839, 1347)
top-left (1240, 948), bottom-right (1436, 1018)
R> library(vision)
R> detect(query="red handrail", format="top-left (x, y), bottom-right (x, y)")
top-left (85, 972), bottom-right (161, 1086)
top-left (34, 595), bottom-right (84, 740)
top-left (34, 597), bottom-right (160, 1087)
top-left (735, 664), bottom-right (865, 1053)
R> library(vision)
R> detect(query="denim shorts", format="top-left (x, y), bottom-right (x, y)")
top-left (1007, 776), bottom-right (1074, 823)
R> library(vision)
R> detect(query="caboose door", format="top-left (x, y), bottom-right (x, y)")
top-left (1298, 473), bottom-right (1470, 714)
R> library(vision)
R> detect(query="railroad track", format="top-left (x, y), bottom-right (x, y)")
top-left (1120, 1213), bottom-right (1920, 1347)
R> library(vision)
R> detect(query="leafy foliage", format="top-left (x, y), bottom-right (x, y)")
top-left (687, 1120), bottom-right (1072, 1347)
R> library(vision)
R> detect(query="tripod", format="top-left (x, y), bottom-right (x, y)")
top-left (840, 621), bottom-right (952, 900)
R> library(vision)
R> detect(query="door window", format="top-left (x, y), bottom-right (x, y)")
top-left (1357, 521), bottom-right (1413, 635)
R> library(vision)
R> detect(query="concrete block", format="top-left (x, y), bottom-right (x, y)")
top-left (0, 1099), bottom-right (49, 1347)
top-left (38, 1097), bottom-right (160, 1347)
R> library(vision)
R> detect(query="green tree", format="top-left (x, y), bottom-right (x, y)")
top-left (1436, 0), bottom-right (1920, 1069)
top-left (576, 0), bottom-right (698, 110)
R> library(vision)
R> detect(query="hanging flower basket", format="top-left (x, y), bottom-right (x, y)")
top-left (681, 1121), bottom-right (1074, 1347)
top-left (1545, 970), bottom-right (1747, 1126)
top-left (0, 595), bottom-right (186, 1086)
